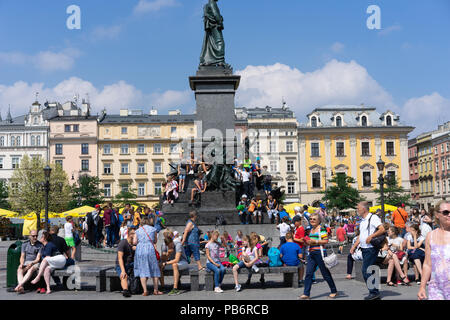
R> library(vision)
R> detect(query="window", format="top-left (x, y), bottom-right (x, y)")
top-left (311, 116), bottom-right (317, 127)
top-left (435, 147), bottom-right (438, 155)
top-left (286, 141), bottom-right (293, 152)
top-left (121, 163), bottom-right (129, 174)
top-left (444, 180), bottom-right (447, 194)
top-left (55, 160), bottom-right (63, 168)
top-left (447, 143), bottom-right (449, 152)
top-left (387, 171), bottom-right (396, 182)
top-left (442, 159), bottom-right (446, 171)
top-left (155, 182), bottom-right (162, 195)
top-left (31, 136), bottom-right (36, 146)
top-left (121, 127), bottom-right (128, 134)
top-left (104, 163), bottom-right (111, 174)
top-left (270, 161), bottom-right (278, 173)
top-left (386, 142), bottom-right (395, 156)
top-left (0, 137), bottom-right (4, 146)
top-left (103, 144), bottom-right (111, 154)
top-left (437, 181), bottom-right (440, 195)
top-left (36, 136), bottom-right (41, 146)
top-left (361, 116), bottom-right (367, 127)
top-left (138, 183), bottom-right (145, 196)
top-left (312, 172), bottom-right (321, 188)
top-left (363, 172), bottom-right (372, 187)
top-left (287, 160), bottom-right (294, 172)
top-left (311, 143), bottom-right (320, 157)
top-left (442, 145), bottom-right (444, 153)
top-left (270, 141), bottom-right (277, 153)
top-left (137, 144), bottom-right (146, 154)
top-left (16, 136), bottom-right (21, 146)
top-left (386, 115), bottom-right (392, 126)
top-left (436, 162), bottom-right (439, 172)
top-left (138, 163), bottom-right (146, 173)
top-left (81, 160), bottom-right (89, 171)
top-left (121, 184), bottom-right (129, 193)
top-left (287, 182), bottom-right (295, 194)
top-left (170, 144), bottom-right (178, 153)
top-left (56, 144), bottom-right (63, 155)
top-left (81, 143), bottom-right (89, 155)
top-left (121, 144), bottom-right (129, 154)
top-left (254, 141), bottom-right (260, 154)
top-left (361, 142), bottom-right (370, 156)
top-left (171, 127), bottom-right (177, 134)
top-left (0, 158), bottom-right (3, 169)
top-left (336, 142), bottom-right (345, 157)
top-left (336, 116), bottom-right (342, 127)
top-left (154, 162), bottom-right (162, 173)
top-left (73, 124), bottom-right (79, 132)
top-left (65, 125), bottom-right (71, 132)
top-left (12, 157), bottom-right (20, 169)
top-left (447, 159), bottom-right (450, 171)
top-left (153, 144), bottom-right (162, 154)
top-left (104, 184), bottom-right (111, 197)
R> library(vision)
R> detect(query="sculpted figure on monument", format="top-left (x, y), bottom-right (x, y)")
top-left (199, 0), bottom-right (230, 68)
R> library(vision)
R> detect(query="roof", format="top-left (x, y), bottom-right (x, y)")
top-left (99, 114), bottom-right (197, 124)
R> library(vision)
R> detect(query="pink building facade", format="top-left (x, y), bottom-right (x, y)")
top-left (433, 131), bottom-right (450, 202)
top-left (408, 138), bottom-right (419, 201)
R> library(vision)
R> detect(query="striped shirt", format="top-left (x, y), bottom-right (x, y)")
top-left (308, 227), bottom-right (328, 251)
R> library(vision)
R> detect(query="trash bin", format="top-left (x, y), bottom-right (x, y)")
top-left (7, 240), bottom-right (23, 288)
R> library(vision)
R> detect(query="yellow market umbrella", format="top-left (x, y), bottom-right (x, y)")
top-left (119, 205), bottom-right (138, 214)
top-left (370, 204), bottom-right (397, 213)
top-left (20, 211), bottom-right (57, 220)
top-left (61, 206), bottom-right (96, 218)
top-left (284, 203), bottom-right (319, 218)
top-left (0, 208), bottom-right (19, 217)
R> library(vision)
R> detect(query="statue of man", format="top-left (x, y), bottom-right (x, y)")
top-left (199, 0), bottom-right (229, 67)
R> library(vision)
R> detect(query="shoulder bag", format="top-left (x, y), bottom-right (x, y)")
top-left (142, 226), bottom-right (160, 261)
top-left (320, 245), bottom-right (338, 269)
top-left (367, 214), bottom-right (386, 250)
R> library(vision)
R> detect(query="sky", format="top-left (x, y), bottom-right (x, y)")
top-left (0, 0), bottom-right (449, 137)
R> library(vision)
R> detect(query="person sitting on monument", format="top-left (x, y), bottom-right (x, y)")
top-left (165, 174), bottom-right (179, 206)
top-left (189, 172), bottom-right (207, 205)
top-left (261, 166), bottom-right (272, 197)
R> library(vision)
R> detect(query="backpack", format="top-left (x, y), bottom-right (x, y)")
top-left (268, 247), bottom-right (282, 267)
top-left (110, 209), bottom-right (118, 227)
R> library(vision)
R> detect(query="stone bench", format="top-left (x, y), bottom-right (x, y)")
top-left (103, 265), bottom-right (199, 292)
top-left (354, 260), bottom-right (416, 283)
top-left (53, 265), bottom-right (114, 292)
top-left (204, 266), bottom-right (299, 291)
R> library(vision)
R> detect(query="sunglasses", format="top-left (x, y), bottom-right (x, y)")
top-left (440, 210), bottom-right (450, 216)
top-left (30, 235), bottom-right (38, 237)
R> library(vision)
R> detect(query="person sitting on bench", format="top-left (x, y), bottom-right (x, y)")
top-left (116, 227), bottom-right (136, 298)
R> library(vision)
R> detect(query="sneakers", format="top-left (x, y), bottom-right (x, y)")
top-left (214, 287), bottom-right (224, 293)
top-left (235, 284), bottom-right (242, 292)
top-left (168, 288), bottom-right (181, 295)
top-left (122, 290), bottom-right (132, 298)
top-left (252, 265), bottom-right (259, 273)
top-left (364, 293), bottom-right (381, 300)
top-left (298, 280), bottom-right (304, 287)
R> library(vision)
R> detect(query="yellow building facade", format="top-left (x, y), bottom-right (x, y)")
top-left (298, 106), bottom-right (414, 206)
top-left (98, 110), bottom-right (196, 206)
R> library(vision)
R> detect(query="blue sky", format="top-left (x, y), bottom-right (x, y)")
top-left (0, 0), bottom-right (449, 136)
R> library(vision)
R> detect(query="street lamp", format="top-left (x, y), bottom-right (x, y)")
top-left (44, 165), bottom-right (52, 230)
top-left (376, 158), bottom-right (386, 222)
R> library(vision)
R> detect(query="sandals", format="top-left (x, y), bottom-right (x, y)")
top-left (153, 291), bottom-right (163, 295)
top-left (328, 293), bottom-right (338, 299)
top-left (299, 295), bottom-right (310, 300)
top-left (401, 276), bottom-right (411, 286)
top-left (387, 281), bottom-right (397, 287)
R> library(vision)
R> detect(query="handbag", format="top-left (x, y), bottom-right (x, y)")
top-left (395, 251), bottom-right (406, 260)
top-left (367, 214), bottom-right (387, 250)
top-left (142, 226), bottom-right (161, 261)
top-left (320, 245), bottom-right (339, 269)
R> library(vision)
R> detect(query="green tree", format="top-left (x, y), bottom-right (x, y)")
top-left (322, 173), bottom-right (365, 210)
top-left (8, 155), bottom-right (72, 224)
top-left (113, 189), bottom-right (140, 207)
top-left (67, 175), bottom-right (104, 209)
top-left (0, 180), bottom-right (11, 210)
top-left (374, 175), bottom-right (411, 206)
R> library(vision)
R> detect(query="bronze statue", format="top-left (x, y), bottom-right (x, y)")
top-left (200, 0), bottom-right (229, 67)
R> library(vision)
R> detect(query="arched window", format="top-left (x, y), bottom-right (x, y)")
top-left (386, 115), bottom-right (392, 126)
top-left (311, 116), bottom-right (317, 127)
top-left (36, 136), bottom-right (41, 146)
top-left (10, 136), bottom-right (15, 146)
top-left (0, 136), bottom-right (4, 146)
top-left (16, 136), bottom-right (21, 146)
top-left (33, 117), bottom-right (38, 125)
top-left (31, 136), bottom-right (36, 146)
top-left (336, 116), bottom-right (342, 127)
top-left (361, 116), bottom-right (367, 127)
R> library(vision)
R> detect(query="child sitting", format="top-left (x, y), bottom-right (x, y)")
top-left (232, 235), bottom-right (261, 292)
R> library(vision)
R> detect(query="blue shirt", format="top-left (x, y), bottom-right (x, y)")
top-left (279, 210), bottom-right (290, 220)
top-left (41, 242), bottom-right (59, 258)
top-left (280, 242), bottom-right (301, 266)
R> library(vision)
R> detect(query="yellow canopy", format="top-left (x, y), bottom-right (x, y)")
top-left (119, 205), bottom-right (138, 214)
top-left (60, 206), bottom-right (96, 218)
top-left (0, 208), bottom-right (19, 217)
top-left (22, 219), bottom-right (38, 236)
top-left (370, 205), bottom-right (398, 213)
top-left (284, 203), bottom-right (319, 218)
top-left (17, 211), bottom-right (58, 220)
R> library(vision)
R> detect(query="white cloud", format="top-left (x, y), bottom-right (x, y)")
top-left (0, 77), bottom-right (192, 117)
top-left (378, 24), bottom-right (402, 36)
top-left (0, 49), bottom-right (80, 72)
top-left (331, 42), bottom-right (345, 53)
top-left (236, 60), bottom-right (395, 118)
top-left (91, 25), bottom-right (122, 41)
top-left (133, 0), bottom-right (180, 15)
top-left (401, 93), bottom-right (450, 136)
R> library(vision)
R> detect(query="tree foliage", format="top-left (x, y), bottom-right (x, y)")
top-left (67, 175), bottom-right (104, 209)
top-left (322, 173), bottom-right (365, 210)
top-left (8, 155), bottom-right (72, 220)
top-left (0, 180), bottom-right (10, 210)
top-left (374, 175), bottom-right (411, 206)
top-left (112, 189), bottom-right (140, 207)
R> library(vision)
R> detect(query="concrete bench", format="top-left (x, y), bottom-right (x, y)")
top-left (354, 260), bottom-right (416, 283)
top-left (205, 266), bottom-right (299, 291)
top-left (103, 265), bottom-right (199, 292)
top-left (53, 265), bottom-right (114, 292)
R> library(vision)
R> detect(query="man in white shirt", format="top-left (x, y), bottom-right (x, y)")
top-left (350, 201), bottom-right (385, 300)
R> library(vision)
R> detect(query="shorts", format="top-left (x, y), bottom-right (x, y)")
top-left (253, 210), bottom-right (262, 217)
top-left (23, 261), bottom-right (40, 269)
top-left (179, 174), bottom-right (186, 179)
top-left (115, 263), bottom-right (134, 277)
top-left (164, 261), bottom-right (189, 271)
top-left (263, 184), bottom-right (272, 192)
top-left (65, 237), bottom-right (75, 248)
top-left (408, 249), bottom-right (425, 262)
top-left (184, 243), bottom-right (201, 262)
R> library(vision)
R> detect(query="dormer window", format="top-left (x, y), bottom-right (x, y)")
top-left (311, 116), bottom-right (317, 128)
top-left (386, 115), bottom-right (392, 126)
top-left (361, 116), bottom-right (367, 127)
top-left (336, 116), bottom-right (342, 127)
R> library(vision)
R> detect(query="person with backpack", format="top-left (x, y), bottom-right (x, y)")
top-left (232, 235), bottom-right (260, 292)
top-left (261, 165), bottom-right (272, 197)
top-left (299, 212), bottom-right (338, 300)
top-left (392, 204), bottom-right (409, 237)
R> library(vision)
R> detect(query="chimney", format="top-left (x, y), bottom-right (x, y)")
top-left (168, 109), bottom-right (181, 115)
top-left (120, 109), bottom-right (129, 117)
top-left (150, 109), bottom-right (158, 116)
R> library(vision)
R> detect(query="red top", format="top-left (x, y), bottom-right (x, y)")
top-left (336, 227), bottom-right (346, 242)
top-left (294, 226), bottom-right (305, 249)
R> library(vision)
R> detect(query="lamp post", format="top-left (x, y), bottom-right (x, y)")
top-left (376, 158), bottom-right (385, 222)
top-left (44, 165), bottom-right (52, 230)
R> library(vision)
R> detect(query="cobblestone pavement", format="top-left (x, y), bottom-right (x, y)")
top-left (0, 240), bottom-right (422, 300)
